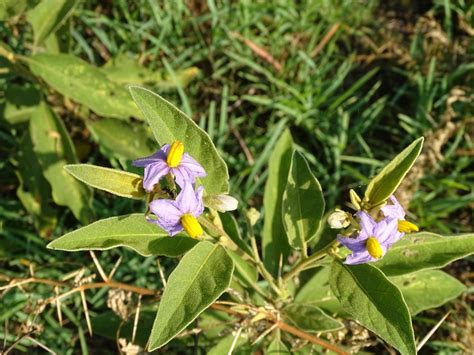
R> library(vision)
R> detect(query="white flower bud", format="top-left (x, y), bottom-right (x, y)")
top-left (212, 194), bottom-right (239, 212)
top-left (328, 209), bottom-right (351, 229)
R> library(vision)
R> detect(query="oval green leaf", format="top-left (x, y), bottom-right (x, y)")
top-left (390, 270), bottom-right (466, 315)
top-left (87, 118), bottom-right (155, 160)
top-left (27, 0), bottom-right (78, 46)
top-left (148, 241), bottom-right (234, 350)
top-left (284, 303), bottom-right (343, 332)
top-left (262, 129), bottom-right (293, 276)
top-left (364, 137), bottom-right (424, 208)
top-left (329, 261), bottom-right (416, 355)
top-left (128, 86), bottom-right (229, 195)
top-left (376, 232), bottom-right (474, 276)
top-left (24, 54), bottom-right (143, 120)
top-left (64, 164), bottom-right (145, 199)
top-left (283, 151), bottom-right (325, 251)
top-left (30, 102), bottom-right (92, 223)
top-left (47, 214), bottom-right (197, 257)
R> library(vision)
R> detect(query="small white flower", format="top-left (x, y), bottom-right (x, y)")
top-left (328, 209), bottom-right (351, 229)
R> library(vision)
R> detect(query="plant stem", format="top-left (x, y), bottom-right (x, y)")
top-left (249, 235), bottom-right (283, 297)
top-left (282, 241), bottom-right (338, 283)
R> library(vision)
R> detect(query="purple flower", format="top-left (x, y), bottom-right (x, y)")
top-left (133, 141), bottom-right (206, 192)
top-left (148, 182), bottom-right (204, 238)
top-left (337, 211), bottom-right (399, 265)
top-left (381, 195), bottom-right (419, 235)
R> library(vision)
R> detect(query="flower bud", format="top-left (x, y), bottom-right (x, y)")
top-left (212, 194), bottom-right (239, 212)
top-left (328, 209), bottom-right (351, 229)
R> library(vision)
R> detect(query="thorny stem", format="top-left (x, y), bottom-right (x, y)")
top-left (210, 304), bottom-right (348, 355)
top-left (281, 241), bottom-right (339, 283)
top-left (3, 277), bottom-right (348, 354)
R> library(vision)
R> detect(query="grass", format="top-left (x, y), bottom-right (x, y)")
top-left (0, 0), bottom-right (473, 353)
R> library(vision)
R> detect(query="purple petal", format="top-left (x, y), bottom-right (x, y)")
top-left (175, 182), bottom-right (201, 214)
top-left (356, 211), bottom-right (376, 237)
top-left (381, 195), bottom-right (405, 219)
top-left (142, 162), bottom-right (170, 192)
top-left (172, 166), bottom-right (193, 188)
top-left (191, 185), bottom-right (204, 216)
top-left (376, 218), bottom-right (399, 245)
top-left (345, 251), bottom-right (373, 265)
top-left (133, 145), bottom-right (168, 167)
top-left (180, 154), bottom-right (207, 177)
top-left (149, 199), bottom-right (183, 236)
top-left (337, 234), bottom-right (367, 253)
top-left (149, 199), bottom-right (181, 222)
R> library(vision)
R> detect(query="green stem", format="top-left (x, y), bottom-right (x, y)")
top-left (249, 235), bottom-right (283, 297)
top-left (282, 241), bottom-right (339, 283)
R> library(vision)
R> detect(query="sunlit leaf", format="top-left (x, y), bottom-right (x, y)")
top-left (24, 54), bottom-right (143, 120)
top-left (30, 102), bottom-right (92, 223)
top-left (148, 242), bottom-right (234, 350)
top-left (129, 86), bottom-right (229, 195)
top-left (377, 232), bottom-right (474, 276)
top-left (364, 137), bottom-right (424, 208)
top-left (329, 261), bottom-right (416, 355)
top-left (64, 164), bottom-right (146, 199)
top-left (47, 214), bottom-right (196, 257)
top-left (283, 151), bottom-right (325, 251)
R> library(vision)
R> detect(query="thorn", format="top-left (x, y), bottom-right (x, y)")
top-left (132, 295), bottom-right (142, 344)
top-left (89, 251), bottom-right (108, 282)
top-left (157, 259), bottom-right (167, 287)
top-left (416, 311), bottom-right (451, 352)
top-left (108, 256), bottom-right (122, 280)
top-left (80, 290), bottom-right (93, 336)
top-left (252, 322), bottom-right (278, 345)
top-left (54, 286), bottom-right (63, 326)
top-left (228, 326), bottom-right (243, 355)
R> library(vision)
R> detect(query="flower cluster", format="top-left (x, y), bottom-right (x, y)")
top-left (133, 141), bottom-right (207, 239)
top-left (329, 195), bottom-right (419, 265)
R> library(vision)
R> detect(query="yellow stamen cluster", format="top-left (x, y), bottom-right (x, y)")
top-left (398, 220), bottom-right (419, 233)
top-left (181, 214), bottom-right (203, 239)
top-left (366, 237), bottom-right (383, 259)
top-left (166, 141), bottom-right (185, 168)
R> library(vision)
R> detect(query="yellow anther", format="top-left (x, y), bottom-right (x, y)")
top-left (166, 141), bottom-right (184, 168)
top-left (181, 214), bottom-right (203, 239)
top-left (366, 237), bottom-right (383, 259)
top-left (398, 220), bottom-right (419, 233)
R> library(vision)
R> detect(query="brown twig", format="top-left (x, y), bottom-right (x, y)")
top-left (230, 31), bottom-right (283, 72)
top-left (311, 23), bottom-right (341, 58)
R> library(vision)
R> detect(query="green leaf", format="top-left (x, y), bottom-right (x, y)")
top-left (219, 212), bottom-right (253, 257)
top-left (329, 261), bottom-right (416, 355)
top-left (27, 0), bottom-right (77, 46)
top-left (87, 118), bottom-right (155, 160)
top-left (47, 214), bottom-right (197, 257)
top-left (30, 102), bottom-right (92, 223)
top-left (376, 232), bottom-right (474, 276)
top-left (262, 129), bottom-right (293, 276)
top-left (103, 54), bottom-right (199, 88)
top-left (129, 86), bottom-right (229, 195)
top-left (148, 241), bottom-right (234, 350)
top-left (16, 130), bottom-right (56, 235)
top-left (64, 164), bottom-right (145, 199)
top-left (24, 54), bottom-right (142, 120)
top-left (390, 270), bottom-right (466, 315)
top-left (284, 303), bottom-right (343, 332)
top-left (0, 0), bottom-right (37, 20)
top-left (267, 337), bottom-right (291, 354)
top-left (283, 151), bottom-right (325, 251)
top-left (295, 266), bottom-right (342, 315)
top-left (364, 137), bottom-right (424, 208)
top-left (207, 334), bottom-right (248, 355)
top-left (227, 250), bottom-right (258, 288)
top-left (3, 83), bottom-right (40, 124)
